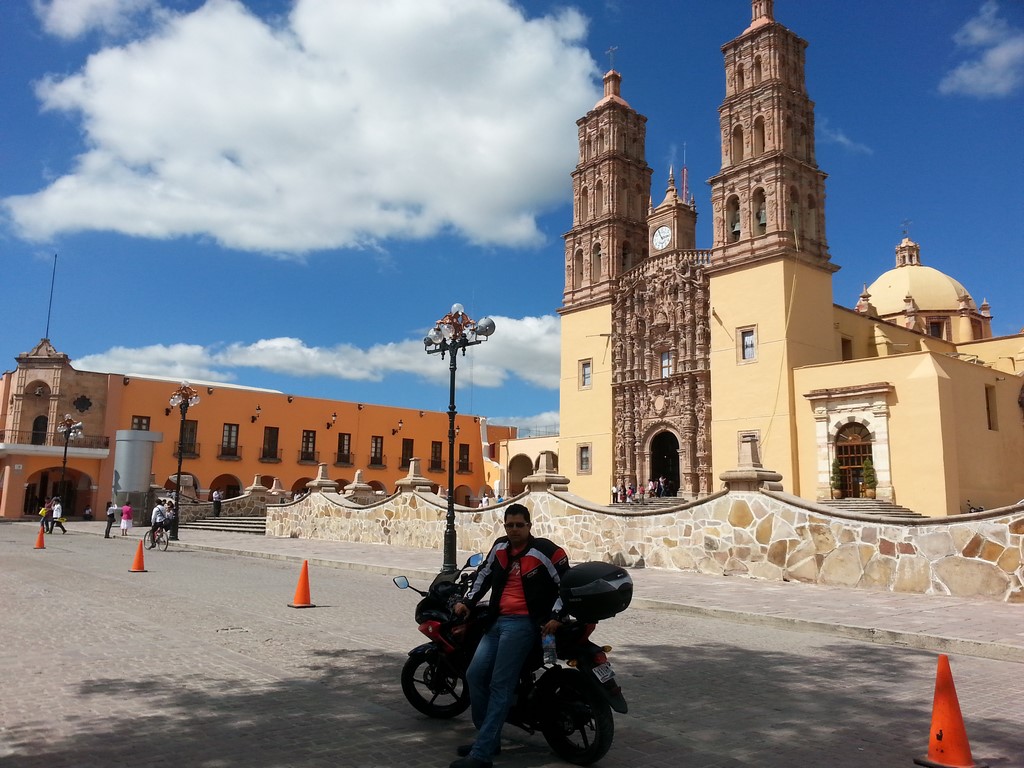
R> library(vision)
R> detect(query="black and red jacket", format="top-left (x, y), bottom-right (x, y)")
top-left (462, 535), bottom-right (570, 626)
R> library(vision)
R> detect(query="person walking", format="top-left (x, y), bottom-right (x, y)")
top-left (449, 503), bottom-right (570, 768)
top-left (120, 501), bottom-right (133, 536)
top-left (212, 489), bottom-right (222, 517)
top-left (51, 498), bottom-right (67, 534)
top-left (104, 501), bottom-right (119, 538)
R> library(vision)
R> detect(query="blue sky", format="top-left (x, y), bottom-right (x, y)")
top-left (4, 0), bottom-right (1023, 431)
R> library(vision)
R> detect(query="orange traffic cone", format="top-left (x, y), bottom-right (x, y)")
top-left (914, 654), bottom-right (988, 768)
top-left (129, 540), bottom-right (148, 573)
top-left (288, 560), bottom-right (315, 608)
top-left (34, 526), bottom-right (46, 550)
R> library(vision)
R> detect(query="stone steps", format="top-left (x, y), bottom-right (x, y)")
top-left (818, 498), bottom-right (924, 519)
top-left (179, 516), bottom-right (267, 535)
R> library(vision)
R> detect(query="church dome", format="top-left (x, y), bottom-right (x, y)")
top-left (865, 238), bottom-right (975, 315)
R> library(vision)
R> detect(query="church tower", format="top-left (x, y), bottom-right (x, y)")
top-left (705, 1), bottom-right (838, 494)
top-left (559, 70), bottom-right (652, 503)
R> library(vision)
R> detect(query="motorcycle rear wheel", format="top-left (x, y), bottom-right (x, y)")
top-left (400, 652), bottom-right (470, 719)
top-left (540, 671), bottom-right (614, 766)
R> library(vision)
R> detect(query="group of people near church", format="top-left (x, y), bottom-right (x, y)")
top-left (613, 476), bottom-right (675, 504)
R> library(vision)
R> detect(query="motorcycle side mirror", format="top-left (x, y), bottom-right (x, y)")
top-left (393, 576), bottom-right (410, 589)
top-left (466, 553), bottom-right (483, 567)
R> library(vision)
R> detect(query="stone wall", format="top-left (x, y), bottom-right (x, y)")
top-left (265, 482), bottom-right (1024, 603)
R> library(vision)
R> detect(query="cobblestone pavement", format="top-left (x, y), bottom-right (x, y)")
top-left (1, 523), bottom-right (1020, 768)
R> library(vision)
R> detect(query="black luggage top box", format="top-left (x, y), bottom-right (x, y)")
top-left (559, 561), bottom-right (633, 621)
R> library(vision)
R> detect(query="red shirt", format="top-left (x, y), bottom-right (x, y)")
top-left (498, 547), bottom-right (529, 615)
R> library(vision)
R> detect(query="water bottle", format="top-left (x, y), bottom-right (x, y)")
top-left (542, 632), bottom-right (557, 665)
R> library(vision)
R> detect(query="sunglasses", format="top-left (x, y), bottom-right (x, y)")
top-left (504, 521), bottom-right (529, 529)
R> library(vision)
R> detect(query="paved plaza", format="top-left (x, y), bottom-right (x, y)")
top-left (1, 521), bottom-right (1020, 767)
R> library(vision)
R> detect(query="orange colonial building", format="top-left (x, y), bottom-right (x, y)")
top-left (0, 339), bottom-right (514, 519)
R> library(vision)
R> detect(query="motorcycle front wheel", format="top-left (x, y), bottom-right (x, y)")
top-left (540, 671), bottom-right (614, 766)
top-left (400, 652), bottom-right (470, 719)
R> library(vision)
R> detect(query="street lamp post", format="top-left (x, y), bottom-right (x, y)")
top-left (424, 303), bottom-right (495, 573)
top-left (56, 414), bottom-right (83, 507)
top-left (168, 382), bottom-right (200, 541)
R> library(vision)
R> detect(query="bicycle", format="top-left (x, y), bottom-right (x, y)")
top-left (147, 525), bottom-right (169, 551)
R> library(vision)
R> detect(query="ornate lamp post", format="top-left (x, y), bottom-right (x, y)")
top-left (56, 414), bottom-right (83, 506)
top-left (424, 303), bottom-right (495, 573)
top-left (168, 382), bottom-right (200, 541)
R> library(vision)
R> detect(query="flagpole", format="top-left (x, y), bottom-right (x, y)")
top-left (44, 253), bottom-right (57, 339)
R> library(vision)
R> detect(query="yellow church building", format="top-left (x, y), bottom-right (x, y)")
top-left (515, 0), bottom-right (1024, 517)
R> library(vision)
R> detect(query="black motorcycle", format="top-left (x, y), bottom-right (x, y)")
top-left (393, 556), bottom-right (632, 766)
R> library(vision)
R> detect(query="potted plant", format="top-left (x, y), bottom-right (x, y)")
top-left (862, 458), bottom-right (877, 499)
top-left (830, 458), bottom-right (844, 499)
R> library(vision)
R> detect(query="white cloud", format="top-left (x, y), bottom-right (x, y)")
top-left (940, 1), bottom-right (1024, 97)
top-left (72, 313), bottom-right (561, 390)
top-left (8, 0), bottom-right (599, 253)
top-left (817, 117), bottom-right (873, 155)
top-left (33, 0), bottom-right (157, 39)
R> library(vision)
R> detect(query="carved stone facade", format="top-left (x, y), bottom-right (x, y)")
top-left (612, 252), bottom-right (713, 496)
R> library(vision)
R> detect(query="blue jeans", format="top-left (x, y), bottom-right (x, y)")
top-left (466, 615), bottom-right (536, 761)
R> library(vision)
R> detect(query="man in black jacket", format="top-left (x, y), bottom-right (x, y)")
top-left (449, 503), bottom-right (570, 768)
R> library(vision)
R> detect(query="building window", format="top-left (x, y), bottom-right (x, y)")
top-left (336, 432), bottom-right (352, 464)
top-left (430, 441), bottom-right (444, 471)
top-left (578, 444), bottom-right (592, 473)
top-left (458, 443), bottom-right (471, 473)
top-left (841, 338), bottom-right (853, 361)
top-left (219, 423), bottom-right (239, 458)
top-left (927, 319), bottom-right (947, 339)
top-left (579, 359), bottom-right (592, 389)
top-left (131, 415), bottom-right (150, 431)
top-left (738, 327), bottom-right (757, 362)
top-left (400, 438), bottom-right (414, 469)
top-left (261, 426), bottom-right (280, 461)
top-left (369, 435), bottom-right (384, 467)
top-left (985, 385), bottom-right (998, 431)
top-left (299, 430), bottom-right (317, 463)
top-left (178, 419), bottom-right (199, 457)
top-left (660, 351), bottom-right (674, 378)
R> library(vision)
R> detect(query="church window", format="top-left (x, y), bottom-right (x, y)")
top-left (985, 385), bottom-right (998, 431)
top-left (841, 338), bottom-right (853, 361)
top-left (753, 189), bottom-right (767, 235)
top-left (737, 64), bottom-right (745, 91)
top-left (798, 123), bottom-right (809, 161)
top-left (727, 196), bottom-right (741, 241)
top-left (731, 125), bottom-right (744, 163)
top-left (595, 180), bottom-right (604, 216)
top-left (579, 359), bottom-right (592, 389)
top-left (577, 444), bottom-right (592, 473)
top-left (660, 351), bottom-right (674, 378)
top-left (927, 319), bottom-right (947, 339)
top-left (591, 243), bottom-right (603, 281)
top-left (753, 116), bottom-right (765, 155)
top-left (621, 242), bottom-right (631, 272)
top-left (753, 56), bottom-right (763, 84)
top-left (580, 187), bottom-right (589, 223)
top-left (573, 250), bottom-right (584, 290)
top-left (738, 327), bottom-right (757, 362)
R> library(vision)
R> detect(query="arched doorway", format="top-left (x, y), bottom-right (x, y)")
top-left (835, 423), bottom-right (873, 498)
top-left (649, 431), bottom-right (681, 496)
top-left (210, 473), bottom-right (242, 500)
top-left (507, 454), bottom-right (534, 496)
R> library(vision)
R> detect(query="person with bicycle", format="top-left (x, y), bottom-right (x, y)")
top-left (449, 503), bottom-right (570, 768)
top-left (149, 500), bottom-right (168, 549)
